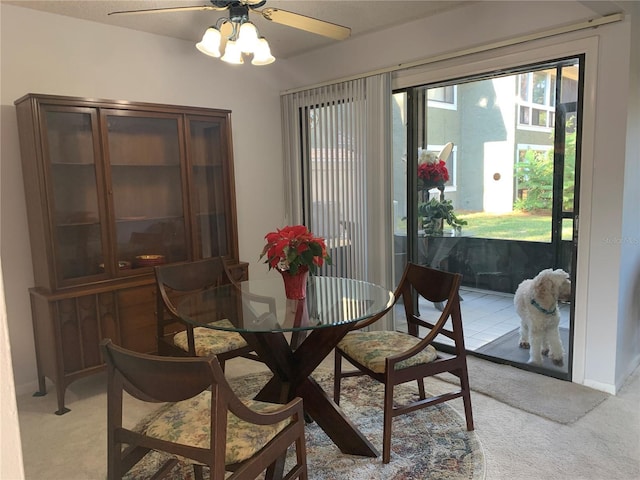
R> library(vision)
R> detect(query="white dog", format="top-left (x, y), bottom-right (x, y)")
top-left (514, 268), bottom-right (571, 365)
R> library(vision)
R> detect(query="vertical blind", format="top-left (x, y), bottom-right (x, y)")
top-left (281, 74), bottom-right (393, 291)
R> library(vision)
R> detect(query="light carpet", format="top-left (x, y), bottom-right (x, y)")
top-left (125, 370), bottom-right (485, 480)
top-left (438, 356), bottom-right (609, 424)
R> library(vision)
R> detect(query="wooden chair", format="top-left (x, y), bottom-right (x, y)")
top-left (101, 339), bottom-right (307, 480)
top-left (333, 263), bottom-right (474, 463)
top-left (155, 257), bottom-right (262, 368)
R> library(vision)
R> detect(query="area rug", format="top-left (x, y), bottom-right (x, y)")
top-left (437, 356), bottom-right (609, 425)
top-left (475, 327), bottom-right (570, 375)
top-left (125, 371), bottom-right (485, 479)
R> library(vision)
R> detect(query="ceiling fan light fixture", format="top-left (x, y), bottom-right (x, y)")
top-left (237, 21), bottom-right (260, 54)
top-left (196, 27), bottom-right (221, 57)
top-left (196, 17), bottom-right (274, 66)
top-left (111, 1), bottom-right (350, 67)
top-left (251, 37), bottom-right (275, 65)
top-left (220, 40), bottom-right (244, 64)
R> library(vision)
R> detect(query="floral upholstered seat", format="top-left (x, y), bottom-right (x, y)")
top-left (337, 330), bottom-right (437, 373)
top-left (173, 319), bottom-right (249, 357)
top-left (141, 391), bottom-right (291, 465)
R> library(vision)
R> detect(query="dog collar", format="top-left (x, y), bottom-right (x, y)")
top-left (531, 298), bottom-right (556, 315)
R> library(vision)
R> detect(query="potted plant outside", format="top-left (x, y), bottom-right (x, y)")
top-left (418, 198), bottom-right (467, 236)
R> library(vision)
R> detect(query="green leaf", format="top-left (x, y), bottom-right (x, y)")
top-left (300, 249), bottom-right (314, 265)
top-left (309, 242), bottom-right (322, 256)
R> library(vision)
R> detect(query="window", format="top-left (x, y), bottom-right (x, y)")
top-left (427, 85), bottom-right (457, 109)
top-left (393, 58), bottom-right (581, 247)
top-left (517, 70), bottom-right (556, 130)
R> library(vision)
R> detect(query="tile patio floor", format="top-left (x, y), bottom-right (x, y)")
top-left (398, 286), bottom-right (571, 352)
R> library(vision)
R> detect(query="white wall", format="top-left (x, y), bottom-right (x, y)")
top-left (281, 1), bottom-right (640, 393)
top-left (617, 1), bottom-right (640, 386)
top-left (0, 4), bottom-right (288, 393)
top-left (0, 259), bottom-right (24, 480)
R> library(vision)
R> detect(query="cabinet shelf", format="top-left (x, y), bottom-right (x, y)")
top-left (110, 163), bottom-right (180, 168)
top-left (116, 215), bottom-right (183, 223)
top-left (51, 162), bottom-right (95, 166)
top-left (56, 221), bottom-right (100, 227)
top-left (196, 211), bottom-right (225, 216)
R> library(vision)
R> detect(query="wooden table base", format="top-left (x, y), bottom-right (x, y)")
top-left (243, 323), bottom-right (379, 458)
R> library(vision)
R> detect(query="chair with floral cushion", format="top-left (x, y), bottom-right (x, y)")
top-left (333, 263), bottom-right (474, 463)
top-left (155, 257), bottom-right (266, 368)
top-left (101, 339), bottom-right (307, 480)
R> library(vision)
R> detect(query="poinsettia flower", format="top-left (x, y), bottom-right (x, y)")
top-left (259, 225), bottom-right (332, 275)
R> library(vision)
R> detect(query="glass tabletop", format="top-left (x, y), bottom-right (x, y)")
top-left (176, 276), bottom-right (394, 333)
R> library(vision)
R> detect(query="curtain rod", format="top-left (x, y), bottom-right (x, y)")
top-left (280, 12), bottom-right (623, 96)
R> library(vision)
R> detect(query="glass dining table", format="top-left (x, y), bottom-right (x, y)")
top-left (177, 274), bottom-right (394, 459)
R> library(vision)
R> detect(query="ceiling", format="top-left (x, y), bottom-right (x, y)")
top-left (3, 0), bottom-right (475, 59)
top-left (3, 1), bottom-right (629, 59)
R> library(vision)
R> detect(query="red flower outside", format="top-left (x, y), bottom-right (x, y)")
top-left (418, 160), bottom-right (449, 185)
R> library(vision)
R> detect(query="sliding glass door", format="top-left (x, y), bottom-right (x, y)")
top-left (392, 57), bottom-right (584, 380)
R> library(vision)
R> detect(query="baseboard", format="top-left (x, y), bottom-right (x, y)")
top-left (14, 378), bottom-right (46, 397)
top-left (585, 354), bottom-right (640, 395)
top-left (615, 353), bottom-right (640, 393)
top-left (582, 378), bottom-right (616, 395)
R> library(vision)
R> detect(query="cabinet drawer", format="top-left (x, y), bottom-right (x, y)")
top-left (119, 301), bottom-right (156, 329)
top-left (118, 285), bottom-right (155, 307)
top-left (121, 323), bottom-right (156, 353)
top-left (118, 285), bottom-right (156, 353)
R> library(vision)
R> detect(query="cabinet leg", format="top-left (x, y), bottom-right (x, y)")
top-left (32, 376), bottom-right (70, 414)
top-left (33, 375), bottom-right (47, 397)
top-left (55, 386), bottom-right (70, 415)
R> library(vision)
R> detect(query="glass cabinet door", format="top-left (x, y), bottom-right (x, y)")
top-left (187, 115), bottom-right (234, 259)
top-left (103, 111), bottom-right (188, 272)
top-left (42, 107), bottom-right (108, 284)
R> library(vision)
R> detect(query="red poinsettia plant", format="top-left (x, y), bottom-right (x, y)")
top-left (418, 159), bottom-right (449, 188)
top-left (260, 225), bottom-right (331, 275)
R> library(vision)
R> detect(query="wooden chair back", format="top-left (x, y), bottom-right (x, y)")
top-left (399, 263), bottom-right (466, 352)
top-left (103, 337), bottom-right (216, 403)
top-left (101, 339), bottom-right (308, 480)
top-left (154, 257), bottom-right (250, 359)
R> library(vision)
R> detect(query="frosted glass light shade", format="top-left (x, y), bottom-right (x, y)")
top-left (221, 40), bottom-right (244, 64)
top-left (196, 27), bottom-right (221, 57)
top-left (251, 38), bottom-right (275, 65)
top-left (237, 22), bottom-right (260, 53)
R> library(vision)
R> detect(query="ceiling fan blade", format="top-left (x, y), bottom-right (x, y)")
top-left (108, 5), bottom-right (225, 16)
top-left (259, 8), bottom-right (351, 40)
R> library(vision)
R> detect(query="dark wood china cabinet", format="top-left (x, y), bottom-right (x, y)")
top-left (14, 94), bottom-right (247, 414)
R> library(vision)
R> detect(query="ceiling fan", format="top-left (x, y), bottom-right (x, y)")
top-left (109, 0), bottom-right (351, 65)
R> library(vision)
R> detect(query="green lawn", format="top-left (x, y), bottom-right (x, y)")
top-left (397, 211), bottom-right (573, 241)
top-left (457, 211), bottom-right (572, 242)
